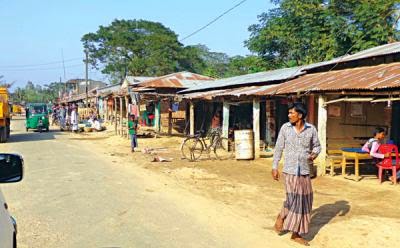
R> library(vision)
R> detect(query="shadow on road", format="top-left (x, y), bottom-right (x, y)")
top-left (305, 200), bottom-right (351, 241)
top-left (7, 131), bottom-right (64, 143)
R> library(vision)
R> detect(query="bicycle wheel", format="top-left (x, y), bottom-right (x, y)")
top-left (181, 137), bottom-right (204, 161)
top-left (214, 137), bottom-right (234, 160)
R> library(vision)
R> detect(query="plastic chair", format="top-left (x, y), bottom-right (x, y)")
top-left (377, 144), bottom-right (399, 184)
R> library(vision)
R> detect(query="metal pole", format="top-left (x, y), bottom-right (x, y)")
top-left (85, 49), bottom-right (89, 108)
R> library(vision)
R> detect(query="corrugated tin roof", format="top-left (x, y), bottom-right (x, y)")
top-left (304, 42), bottom-right (400, 70)
top-left (179, 42), bottom-right (400, 94)
top-left (132, 87), bottom-right (156, 92)
top-left (179, 67), bottom-right (304, 93)
top-left (97, 83), bottom-right (121, 93)
top-left (256, 62), bottom-right (400, 95)
top-left (125, 76), bottom-right (156, 86)
top-left (138, 71), bottom-right (213, 88)
top-left (182, 85), bottom-right (277, 100)
top-left (182, 89), bottom-right (227, 100)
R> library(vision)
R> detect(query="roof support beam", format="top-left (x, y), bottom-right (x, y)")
top-left (190, 101), bottom-right (195, 136)
top-left (324, 97), bottom-right (374, 106)
top-left (253, 99), bottom-right (260, 159)
top-left (317, 95), bottom-right (327, 176)
top-left (222, 101), bottom-right (230, 139)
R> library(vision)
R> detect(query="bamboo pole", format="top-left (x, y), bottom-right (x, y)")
top-left (253, 98), bottom-right (260, 159)
top-left (317, 95), bottom-right (327, 176)
top-left (120, 96), bottom-right (123, 137)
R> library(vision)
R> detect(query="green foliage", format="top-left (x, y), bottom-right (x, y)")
top-left (246, 0), bottom-right (400, 68)
top-left (226, 55), bottom-right (269, 77)
top-left (11, 81), bottom-right (64, 103)
top-left (0, 75), bottom-right (15, 88)
top-left (179, 45), bottom-right (268, 78)
top-left (82, 19), bottom-right (269, 81)
top-left (82, 19), bottom-right (184, 81)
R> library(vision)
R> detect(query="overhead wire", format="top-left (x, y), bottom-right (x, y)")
top-left (180, 0), bottom-right (249, 42)
top-left (0, 57), bottom-right (83, 69)
top-left (0, 64), bottom-right (83, 72)
top-left (2, 0), bottom-right (250, 79)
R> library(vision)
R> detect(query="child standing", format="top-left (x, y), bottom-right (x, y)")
top-left (128, 114), bottom-right (138, 152)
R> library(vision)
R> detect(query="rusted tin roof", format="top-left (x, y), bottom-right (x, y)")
top-left (124, 76), bottom-right (156, 86)
top-left (182, 85), bottom-right (277, 100)
top-left (180, 42), bottom-right (400, 94)
top-left (138, 71), bottom-right (213, 88)
top-left (256, 62), bottom-right (400, 95)
top-left (179, 67), bottom-right (303, 93)
top-left (304, 42), bottom-right (400, 71)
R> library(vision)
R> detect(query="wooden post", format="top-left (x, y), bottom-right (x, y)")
top-left (105, 98), bottom-right (109, 122)
top-left (168, 99), bottom-right (173, 135)
top-left (222, 101), bottom-right (229, 138)
top-left (125, 95), bottom-right (129, 139)
top-left (317, 95), bottom-right (327, 176)
top-left (253, 98), bottom-right (260, 159)
top-left (154, 100), bottom-right (160, 133)
top-left (265, 100), bottom-right (272, 147)
top-left (120, 96), bottom-right (123, 137)
top-left (103, 98), bottom-right (107, 121)
top-left (114, 97), bottom-right (117, 135)
top-left (307, 95), bottom-right (315, 125)
top-left (189, 101), bottom-right (195, 136)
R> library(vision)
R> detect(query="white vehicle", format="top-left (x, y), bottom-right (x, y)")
top-left (0, 154), bottom-right (24, 248)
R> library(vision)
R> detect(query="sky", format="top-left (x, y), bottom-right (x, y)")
top-left (0, 0), bottom-right (273, 89)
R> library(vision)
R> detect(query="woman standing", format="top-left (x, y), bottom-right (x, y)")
top-left (71, 104), bottom-right (79, 133)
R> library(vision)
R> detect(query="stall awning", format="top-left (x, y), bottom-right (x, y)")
top-left (255, 62), bottom-right (400, 95)
top-left (182, 85), bottom-right (277, 100)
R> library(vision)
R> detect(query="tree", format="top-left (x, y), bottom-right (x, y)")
top-left (0, 75), bottom-right (15, 88)
top-left (82, 19), bottom-right (185, 82)
top-left (246, 0), bottom-right (400, 68)
top-left (10, 81), bottom-right (64, 103)
top-left (177, 45), bottom-right (208, 74)
top-left (182, 44), bottom-right (231, 78)
top-left (177, 45), bottom-right (269, 78)
top-left (226, 55), bottom-right (269, 77)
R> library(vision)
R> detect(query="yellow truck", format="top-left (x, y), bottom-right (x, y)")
top-left (0, 87), bottom-right (11, 142)
top-left (12, 104), bottom-right (22, 115)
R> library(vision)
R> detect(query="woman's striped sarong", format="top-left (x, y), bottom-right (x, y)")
top-left (280, 173), bottom-right (313, 234)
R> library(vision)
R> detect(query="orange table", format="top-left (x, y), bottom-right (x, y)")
top-left (341, 150), bottom-right (372, 181)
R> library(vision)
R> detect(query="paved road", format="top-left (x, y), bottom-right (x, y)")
top-left (0, 117), bottom-right (288, 248)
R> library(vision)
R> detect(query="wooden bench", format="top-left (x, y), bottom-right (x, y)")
top-left (325, 138), bottom-right (366, 176)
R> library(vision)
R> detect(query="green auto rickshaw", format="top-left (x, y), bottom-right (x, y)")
top-left (25, 103), bottom-right (50, 132)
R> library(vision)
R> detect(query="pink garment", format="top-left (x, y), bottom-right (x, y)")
top-left (130, 104), bottom-right (139, 117)
top-left (362, 140), bottom-right (384, 159)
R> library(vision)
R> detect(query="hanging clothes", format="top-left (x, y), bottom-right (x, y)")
top-left (172, 102), bottom-right (179, 112)
top-left (130, 105), bottom-right (139, 117)
top-left (129, 92), bottom-right (140, 105)
top-left (128, 104), bottom-right (132, 114)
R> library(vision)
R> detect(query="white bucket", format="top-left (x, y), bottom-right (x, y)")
top-left (234, 129), bottom-right (254, 160)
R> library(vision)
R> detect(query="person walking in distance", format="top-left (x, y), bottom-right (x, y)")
top-left (128, 114), bottom-right (138, 152)
top-left (272, 102), bottom-right (321, 246)
top-left (59, 104), bottom-right (66, 130)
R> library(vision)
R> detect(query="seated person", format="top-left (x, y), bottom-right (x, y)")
top-left (87, 117), bottom-right (94, 126)
top-left (361, 127), bottom-right (390, 159)
top-left (93, 118), bottom-right (103, 131)
top-left (363, 127), bottom-right (400, 182)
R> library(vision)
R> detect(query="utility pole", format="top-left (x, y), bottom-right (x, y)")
top-left (85, 49), bottom-right (89, 108)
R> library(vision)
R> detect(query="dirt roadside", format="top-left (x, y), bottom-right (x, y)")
top-left (74, 127), bottom-right (400, 247)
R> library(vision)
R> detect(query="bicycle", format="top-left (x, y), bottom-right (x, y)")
top-left (181, 130), bottom-right (234, 161)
